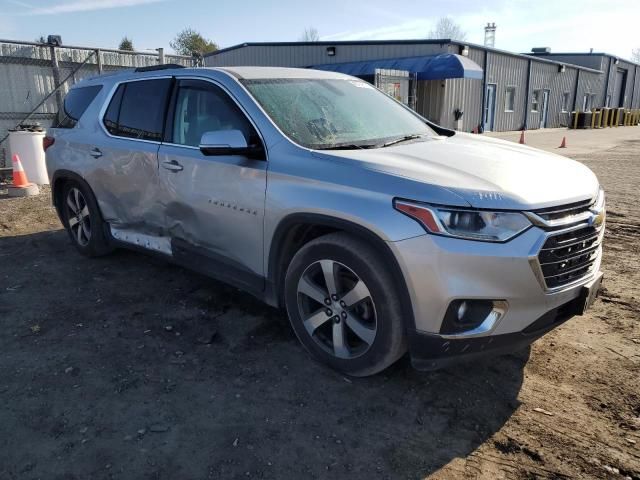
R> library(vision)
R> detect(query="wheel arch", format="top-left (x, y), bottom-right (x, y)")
top-left (267, 213), bottom-right (416, 331)
top-left (51, 170), bottom-right (91, 217)
top-left (51, 170), bottom-right (109, 233)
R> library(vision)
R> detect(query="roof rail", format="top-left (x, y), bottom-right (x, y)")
top-left (134, 63), bottom-right (186, 73)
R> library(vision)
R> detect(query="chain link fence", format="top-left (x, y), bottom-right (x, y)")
top-left (0, 39), bottom-right (193, 170)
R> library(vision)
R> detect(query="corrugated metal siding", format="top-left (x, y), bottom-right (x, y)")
top-left (531, 54), bottom-right (605, 71)
top-left (531, 54), bottom-right (640, 109)
top-left (529, 62), bottom-right (578, 129)
top-left (206, 42), bottom-right (637, 132)
top-left (416, 80), bottom-right (443, 123)
top-left (606, 59), bottom-right (637, 108)
top-left (576, 70), bottom-right (605, 109)
top-left (631, 66), bottom-right (640, 108)
top-left (440, 76), bottom-right (483, 131)
top-left (441, 47), bottom-right (484, 131)
top-left (485, 51), bottom-right (529, 132)
top-left (205, 43), bottom-right (449, 67)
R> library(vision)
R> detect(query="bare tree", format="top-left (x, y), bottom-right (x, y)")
top-left (299, 27), bottom-right (320, 42)
top-left (428, 17), bottom-right (467, 41)
top-left (632, 48), bottom-right (640, 63)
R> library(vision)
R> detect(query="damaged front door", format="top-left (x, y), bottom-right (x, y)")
top-left (158, 79), bottom-right (267, 293)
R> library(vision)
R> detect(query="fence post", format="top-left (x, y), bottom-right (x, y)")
top-left (157, 47), bottom-right (165, 65)
top-left (49, 44), bottom-right (64, 111)
top-left (96, 49), bottom-right (103, 74)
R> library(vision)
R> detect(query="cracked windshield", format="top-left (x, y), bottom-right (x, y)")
top-left (242, 78), bottom-right (434, 149)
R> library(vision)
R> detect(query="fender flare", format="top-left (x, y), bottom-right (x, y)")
top-left (267, 212), bottom-right (416, 331)
top-left (50, 170), bottom-right (111, 240)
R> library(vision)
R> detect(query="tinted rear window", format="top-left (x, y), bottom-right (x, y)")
top-left (54, 85), bottom-right (103, 129)
top-left (102, 78), bottom-right (172, 141)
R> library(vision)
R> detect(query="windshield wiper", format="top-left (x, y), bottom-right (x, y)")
top-left (378, 134), bottom-right (424, 148)
top-left (316, 144), bottom-right (377, 150)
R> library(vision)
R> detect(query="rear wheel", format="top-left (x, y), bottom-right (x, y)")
top-left (284, 232), bottom-right (407, 376)
top-left (61, 181), bottom-right (113, 257)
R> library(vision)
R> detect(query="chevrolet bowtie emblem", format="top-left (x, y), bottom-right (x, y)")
top-left (588, 208), bottom-right (606, 227)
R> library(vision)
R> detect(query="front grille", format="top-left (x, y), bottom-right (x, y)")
top-left (537, 225), bottom-right (602, 289)
top-left (533, 199), bottom-right (593, 223)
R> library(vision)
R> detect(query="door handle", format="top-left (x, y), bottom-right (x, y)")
top-left (162, 160), bottom-right (184, 172)
top-left (90, 147), bottom-right (103, 159)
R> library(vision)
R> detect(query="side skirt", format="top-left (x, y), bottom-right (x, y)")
top-left (107, 225), bottom-right (269, 304)
top-left (171, 238), bottom-right (265, 299)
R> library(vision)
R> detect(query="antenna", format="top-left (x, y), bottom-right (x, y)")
top-left (484, 23), bottom-right (496, 48)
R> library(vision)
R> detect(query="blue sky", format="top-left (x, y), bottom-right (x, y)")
top-left (1, 0), bottom-right (638, 60)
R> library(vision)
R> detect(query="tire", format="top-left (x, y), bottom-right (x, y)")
top-left (284, 232), bottom-right (407, 377)
top-left (61, 180), bottom-right (113, 257)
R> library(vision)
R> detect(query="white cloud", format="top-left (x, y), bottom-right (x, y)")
top-left (16, 0), bottom-right (167, 15)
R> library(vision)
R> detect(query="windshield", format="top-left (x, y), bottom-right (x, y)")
top-left (241, 78), bottom-right (435, 149)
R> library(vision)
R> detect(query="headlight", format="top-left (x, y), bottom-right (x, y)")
top-left (394, 200), bottom-right (531, 242)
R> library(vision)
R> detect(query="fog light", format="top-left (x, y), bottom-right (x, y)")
top-left (457, 301), bottom-right (468, 320)
top-left (440, 299), bottom-right (507, 336)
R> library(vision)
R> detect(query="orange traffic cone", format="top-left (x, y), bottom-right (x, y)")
top-left (559, 136), bottom-right (567, 148)
top-left (8, 154), bottom-right (39, 197)
top-left (519, 130), bottom-right (526, 144)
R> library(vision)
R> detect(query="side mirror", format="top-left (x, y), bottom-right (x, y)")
top-left (199, 130), bottom-right (264, 159)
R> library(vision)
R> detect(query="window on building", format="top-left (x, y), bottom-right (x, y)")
top-left (531, 90), bottom-right (541, 112)
top-left (103, 78), bottom-right (172, 141)
top-left (561, 92), bottom-right (570, 112)
top-left (582, 93), bottom-right (597, 112)
top-left (504, 86), bottom-right (516, 112)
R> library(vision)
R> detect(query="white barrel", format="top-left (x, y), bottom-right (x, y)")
top-left (8, 130), bottom-right (49, 185)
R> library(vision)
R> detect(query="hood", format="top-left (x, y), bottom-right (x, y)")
top-left (314, 133), bottom-right (600, 210)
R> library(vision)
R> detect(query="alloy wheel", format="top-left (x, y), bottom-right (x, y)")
top-left (65, 187), bottom-right (91, 247)
top-left (297, 259), bottom-right (377, 359)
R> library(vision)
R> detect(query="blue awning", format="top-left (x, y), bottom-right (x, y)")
top-left (311, 53), bottom-right (483, 81)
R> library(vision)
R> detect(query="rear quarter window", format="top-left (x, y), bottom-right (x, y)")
top-left (102, 78), bottom-right (172, 141)
top-left (53, 85), bottom-right (103, 129)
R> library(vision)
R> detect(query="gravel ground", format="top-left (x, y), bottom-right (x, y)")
top-left (0, 130), bottom-right (638, 480)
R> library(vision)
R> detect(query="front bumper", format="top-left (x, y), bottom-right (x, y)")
top-left (407, 291), bottom-right (589, 370)
top-left (387, 225), bottom-right (603, 368)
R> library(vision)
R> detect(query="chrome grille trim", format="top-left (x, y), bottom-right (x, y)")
top-left (533, 222), bottom-right (604, 291)
top-left (526, 189), bottom-right (605, 292)
top-left (533, 199), bottom-right (593, 217)
top-left (525, 189), bottom-right (603, 229)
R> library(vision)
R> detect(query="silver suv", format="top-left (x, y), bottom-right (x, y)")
top-left (45, 65), bottom-right (605, 376)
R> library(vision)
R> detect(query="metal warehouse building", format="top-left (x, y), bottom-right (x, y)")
top-left (204, 40), bottom-right (640, 133)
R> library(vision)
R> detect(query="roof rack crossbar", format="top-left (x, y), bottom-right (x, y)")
top-left (134, 64), bottom-right (186, 72)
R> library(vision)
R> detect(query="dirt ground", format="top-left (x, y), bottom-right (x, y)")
top-left (0, 128), bottom-right (638, 480)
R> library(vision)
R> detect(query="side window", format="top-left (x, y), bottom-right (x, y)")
top-left (504, 86), bottom-right (516, 112)
top-left (102, 78), bottom-right (172, 141)
top-left (531, 90), bottom-right (541, 112)
top-left (103, 84), bottom-right (124, 135)
top-left (54, 85), bottom-right (103, 128)
top-left (171, 80), bottom-right (255, 147)
top-left (561, 92), bottom-right (570, 112)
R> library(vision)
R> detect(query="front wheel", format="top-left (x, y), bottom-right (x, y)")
top-left (284, 232), bottom-right (407, 377)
